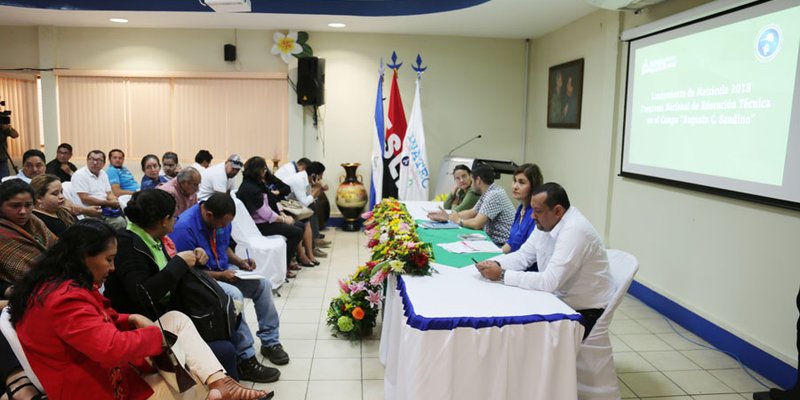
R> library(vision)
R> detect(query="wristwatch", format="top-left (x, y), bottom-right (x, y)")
top-left (499, 269), bottom-right (505, 283)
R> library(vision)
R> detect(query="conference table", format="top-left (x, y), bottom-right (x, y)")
top-left (378, 201), bottom-right (585, 400)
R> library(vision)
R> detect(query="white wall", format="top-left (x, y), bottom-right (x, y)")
top-left (527, 0), bottom-right (800, 366)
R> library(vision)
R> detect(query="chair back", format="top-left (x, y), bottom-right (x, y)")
top-left (577, 249), bottom-right (639, 400)
top-left (61, 181), bottom-right (82, 206)
top-left (118, 194), bottom-right (132, 211)
top-left (1, 176), bottom-right (17, 182)
top-left (230, 194), bottom-right (264, 244)
top-left (0, 307), bottom-right (45, 392)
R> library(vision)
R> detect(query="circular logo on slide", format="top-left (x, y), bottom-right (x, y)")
top-left (755, 25), bottom-right (781, 61)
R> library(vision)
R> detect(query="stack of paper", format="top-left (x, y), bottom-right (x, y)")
top-left (437, 240), bottom-right (502, 254)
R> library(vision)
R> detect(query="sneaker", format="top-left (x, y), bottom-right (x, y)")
top-left (237, 356), bottom-right (280, 383)
top-left (261, 343), bottom-right (290, 365)
top-left (312, 248), bottom-right (328, 258)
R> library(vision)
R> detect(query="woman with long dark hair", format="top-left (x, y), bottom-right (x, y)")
top-left (8, 219), bottom-right (272, 399)
top-left (501, 163), bottom-right (543, 254)
top-left (103, 189), bottom-right (278, 384)
top-left (237, 156), bottom-right (312, 269)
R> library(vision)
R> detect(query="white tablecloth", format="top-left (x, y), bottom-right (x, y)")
top-left (380, 263), bottom-right (584, 400)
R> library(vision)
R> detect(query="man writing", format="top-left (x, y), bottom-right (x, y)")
top-left (476, 182), bottom-right (614, 338)
top-left (169, 193), bottom-right (290, 378)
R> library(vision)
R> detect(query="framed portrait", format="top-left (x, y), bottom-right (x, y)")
top-left (546, 58), bottom-right (584, 129)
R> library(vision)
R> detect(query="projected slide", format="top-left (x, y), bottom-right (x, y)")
top-left (629, 6), bottom-right (799, 185)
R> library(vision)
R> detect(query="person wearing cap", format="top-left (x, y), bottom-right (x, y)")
top-left (197, 154), bottom-right (243, 201)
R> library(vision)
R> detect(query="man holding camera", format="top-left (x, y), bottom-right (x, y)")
top-left (0, 123), bottom-right (19, 179)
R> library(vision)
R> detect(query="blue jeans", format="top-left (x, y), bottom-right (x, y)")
top-left (218, 273), bottom-right (280, 361)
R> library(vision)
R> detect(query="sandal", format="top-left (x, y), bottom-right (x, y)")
top-left (208, 376), bottom-right (273, 400)
top-left (5, 375), bottom-right (46, 400)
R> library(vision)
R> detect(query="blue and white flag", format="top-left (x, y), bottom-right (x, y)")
top-left (369, 63), bottom-right (385, 209)
top-left (398, 74), bottom-right (431, 201)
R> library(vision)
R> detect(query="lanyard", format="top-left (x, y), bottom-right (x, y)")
top-left (208, 229), bottom-right (221, 271)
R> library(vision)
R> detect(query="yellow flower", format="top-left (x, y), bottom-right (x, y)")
top-left (389, 260), bottom-right (405, 273)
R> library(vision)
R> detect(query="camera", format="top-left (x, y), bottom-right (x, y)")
top-left (0, 101), bottom-right (11, 126)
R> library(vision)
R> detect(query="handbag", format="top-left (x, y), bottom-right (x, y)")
top-left (278, 199), bottom-right (313, 220)
top-left (136, 285), bottom-right (197, 393)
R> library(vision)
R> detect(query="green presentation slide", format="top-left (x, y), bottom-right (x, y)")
top-left (629, 5), bottom-right (800, 185)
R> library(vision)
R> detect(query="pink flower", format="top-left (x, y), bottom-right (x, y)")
top-left (370, 268), bottom-right (390, 286)
top-left (361, 211), bottom-right (374, 219)
top-left (366, 290), bottom-right (382, 307)
top-left (338, 279), bottom-right (350, 293)
top-left (398, 222), bottom-right (410, 232)
top-left (406, 242), bottom-right (416, 249)
top-left (348, 281), bottom-right (366, 294)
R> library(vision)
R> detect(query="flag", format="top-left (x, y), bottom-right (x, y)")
top-left (382, 68), bottom-right (406, 199)
top-left (398, 75), bottom-right (431, 200)
top-left (369, 64), bottom-right (385, 209)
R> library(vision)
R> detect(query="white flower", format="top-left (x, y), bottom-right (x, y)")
top-left (271, 31), bottom-right (303, 64)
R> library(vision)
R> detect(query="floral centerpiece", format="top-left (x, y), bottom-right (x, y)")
top-left (326, 262), bottom-right (385, 339)
top-left (326, 198), bottom-right (434, 339)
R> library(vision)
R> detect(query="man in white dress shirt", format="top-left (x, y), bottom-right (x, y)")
top-left (476, 182), bottom-right (614, 338)
top-left (197, 154), bottom-right (242, 201)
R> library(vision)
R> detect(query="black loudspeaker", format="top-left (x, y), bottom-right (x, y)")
top-left (297, 57), bottom-right (325, 106)
top-left (224, 44), bottom-right (236, 62)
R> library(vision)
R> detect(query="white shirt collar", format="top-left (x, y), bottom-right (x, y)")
top-left (546, 206), bottom-right (576, 240)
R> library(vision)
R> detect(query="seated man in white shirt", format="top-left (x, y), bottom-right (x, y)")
top-left (70, 150), bottom-right (127, 230)
top-left (274, 157), bottom-right (311, 181)
top-left (191, 149), bottom-right (213, 174)
top-left (476, 182), bottom-right (614, 339)
top-left (197, 154), bottom-right (242, 201)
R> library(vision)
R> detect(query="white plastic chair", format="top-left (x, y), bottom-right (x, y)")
top-left (0, 307), bottom-right (45, 393)
top-left (118, 194), bottom-right (132, 211)
top-left (576, 249), bottom-right (639, 400)
top-left (1, 175), bottom-right (18, 182)
top-left (229, 194), bottom-right (287, 289)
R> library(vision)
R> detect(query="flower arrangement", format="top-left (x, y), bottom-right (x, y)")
top-left (362, 198), bottom-right (434, 277)
top-left (326, 262), bottom-right (385, 340)
top-left (326, 198), bottom-right (434, 339)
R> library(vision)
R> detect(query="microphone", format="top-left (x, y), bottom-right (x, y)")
top-left (448, 134), bottom-right (482, 156)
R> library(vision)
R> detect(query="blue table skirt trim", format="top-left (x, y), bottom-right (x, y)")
top-left (396, 276), bottom-right (583, 331)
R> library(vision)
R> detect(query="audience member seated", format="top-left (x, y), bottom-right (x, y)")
top-left (0, 180), bottom-right (56, 295)
top-left (45, 142), bottom-right (77, 182)
top-left (107, 148), bottom-right (140, 196)
top-left (103, 190), bottom-right (277, 384)
top-left (158, 167), bottom-right (201, 218)
top-left (476, 183), bottom-right (615, 339)
top-left (13, 150), bottom-right (45, 184)
top-left (198, 155), bottom-right (242, 202)
top-left (274, 157), bottom-right (311, 181)
top-left (170, 193), bottom-right (290, 370)
top-left (192, 150), bottom-right (213, 174)
top-left (9, 219), bottom-right (273, 400)
top-left (161, 151), bottom-right (181, 179)
top-left (0, 124), bottom-right (19, 179)
top-left (305, 162), bottom-right (330, 254)
top-left (71, 150), bottom-right (127, 230)
top-left (262, 168), bottom-right (317, 269)
top-left (269, 166), bottom-right (323, 263)
top-left (238, 157), bottom-right (311, 270)
top-left (30, 174), bottom-right (75, 237)
top-left (141, 154), bottom-right (169, 190)
top-left (501, 163), bottom-right (543, 254)
top-left (442, 164), bottom-right (480, 212)
top-left (428, 164), bottom-right (515, 246)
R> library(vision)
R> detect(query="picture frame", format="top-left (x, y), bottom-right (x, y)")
top-left (546, 58), bottom-right (584, 129)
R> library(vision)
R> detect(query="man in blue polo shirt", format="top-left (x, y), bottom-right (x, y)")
top-left (169, 193), bottom-right (290, 376)
top-left (106, 148), bottom-right (140, 196)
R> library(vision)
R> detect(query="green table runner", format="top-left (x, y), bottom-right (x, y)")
top-left (415, 220), bottom-right (501, 268)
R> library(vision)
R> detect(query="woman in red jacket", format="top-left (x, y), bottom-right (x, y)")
top-left (8, 219), bottom-right (272, 400)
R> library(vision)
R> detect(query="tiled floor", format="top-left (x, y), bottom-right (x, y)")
top-left (239, 228), bottom-right (772, 400)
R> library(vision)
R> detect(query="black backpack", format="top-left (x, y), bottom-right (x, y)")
top-left (170, 267), bottom-right (237, 342)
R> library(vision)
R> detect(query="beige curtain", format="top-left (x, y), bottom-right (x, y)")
top-left (58, 75), bottom-right (288, 164)
top-left (0, 75), bottom-right (42, 158)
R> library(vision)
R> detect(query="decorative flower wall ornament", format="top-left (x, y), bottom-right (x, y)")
top-left (271, 31), bottom-right (314, 64)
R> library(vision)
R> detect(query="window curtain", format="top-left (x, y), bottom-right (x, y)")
top-left (0, 75), bottom-right (42, 158)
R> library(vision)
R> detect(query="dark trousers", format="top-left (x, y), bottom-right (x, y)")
top-left (577, 308), bottom-right (605, 340)
top-left (309, 201), bottom-right (320, 239)
top-left (0, 333), bottom-right (22, 393)
top-left (207, 339), bottom-right (239, 381)
top-left (256, 222), bottom-right (303, 264)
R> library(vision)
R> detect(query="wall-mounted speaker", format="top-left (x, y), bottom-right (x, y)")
top-left (297, 57), bottom-right (325, 106)
top-left (224, 44), bottom-right (237, 62)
